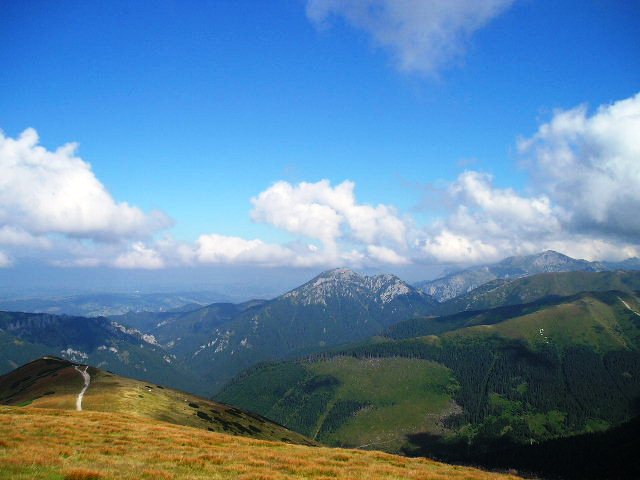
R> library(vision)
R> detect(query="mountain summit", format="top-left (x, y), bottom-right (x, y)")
top-left (415, 250), bottom-right (609, 302)
top-left (283, 268), bottom-right (416, 306)
top-left (187, 268), bottom-right (436, 392)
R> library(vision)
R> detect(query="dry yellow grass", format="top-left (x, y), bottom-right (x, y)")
top-left (1, 358), bottom-right (312, 445)
top-left (0, 406), bottom-right (523, 480)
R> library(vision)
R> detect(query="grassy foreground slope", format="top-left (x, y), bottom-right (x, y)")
top-left (0, 357), bottom-right (311, 445)
top-left (0, 407), bottom-right (522, 480)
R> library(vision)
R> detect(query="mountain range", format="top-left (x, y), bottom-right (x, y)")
top-left (0, 311), bottom-right (202, 394)
top-left (415, 250), bottom-right (640, 302)
top-left (218, 288), bottom-right (640, 479)
top-left (1, 268), bottom-right (435, 395)
top-left (2, 250), bottom-right (640, 478)
top-left (162, 268), bottom-right (435, 392)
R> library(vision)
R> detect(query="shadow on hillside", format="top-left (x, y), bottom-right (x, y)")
top-left (402, 417), bottom-right (640, 480)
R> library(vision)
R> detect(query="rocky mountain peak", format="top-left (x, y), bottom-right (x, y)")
top-left (319, 267), bottom-right (360, 280)
top-left (283, 269), bottom-right (415, 306)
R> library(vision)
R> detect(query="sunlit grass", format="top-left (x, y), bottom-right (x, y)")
top-left (309, 357), bottom-right (456, 450)
top-left (0, 406), bottom-right (522, 479)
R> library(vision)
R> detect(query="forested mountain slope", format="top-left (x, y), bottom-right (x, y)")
top-left (218, 289), bottom-right (640, 478)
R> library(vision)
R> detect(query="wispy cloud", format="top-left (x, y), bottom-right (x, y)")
top-left (306, 0), bottom-right (515, 75)
top-left (0, 251), bottom-right (11, 268)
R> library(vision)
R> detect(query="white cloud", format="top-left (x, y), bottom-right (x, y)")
top-left (52, 257), bottom-right (103, 268)
top-left (366, 245), bottom-right (409, 265)
top-left (306, 0), bottom-right (514, 75)
top-left (0, 226), bottom-right (52, 249)
top-left (5, 93), bottom-right (640, 271)
top-left (113, 242), bottom-right (165, 269)
top-left (0, 128), bottom-right (172, 242)
top-left (417, 93), bottom-right (640, 264)
top-left (419, 228), bottom-right (501, 263)
top-left (250, 180), bottom-right (407, 252)
top-left (194, 234), bottom-right (296, 266)
top-left (417, 171), bottom-right (562, 263)
top-left (250, 181), bottom-right (344, 252)
top-left (519, 93), bottom-right (640, 240)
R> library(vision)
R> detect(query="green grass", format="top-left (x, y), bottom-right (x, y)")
top-left (309, 357), bottom-right (456, 450)
top-left (220, 356), bottom-right (458, 453)
top-left (436, 270), bottom-right (640, 315)
top-left (453, 292), bottom-right (640, 353)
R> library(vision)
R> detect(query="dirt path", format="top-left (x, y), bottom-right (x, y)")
top-left (74, 365), bottom-right (90, 411)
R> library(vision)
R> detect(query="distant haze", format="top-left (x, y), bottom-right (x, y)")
top-left (0, 262), bottom-right (447, 300)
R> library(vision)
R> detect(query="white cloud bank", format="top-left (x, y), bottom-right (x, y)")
top-left (519, 94), bottom-right (640, 240)
top-left (306, 0), bottom-right (515, 75)
top-left (173, 181), bottom-right (410, 268)
top-left (0, 128), bottom-right (171, 243)
top-left (2, 93), bottom-right (639, 270)
top-left (420, 93), bottom-right (640, 263)
top-left (0, 127), bottom-right (172, 269)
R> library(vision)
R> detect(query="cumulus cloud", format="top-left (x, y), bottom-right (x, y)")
top-left (139, 180), bottom-right (413, 269)
top-left (306, 0), bottom-right (514, 75)
top-left (0, 128), bottom-right (172, 242)
top-left (519, 92), bottom-right (640, 240)
top-left (5, 93), bottom-right (640, 271)
top-left (250, 180), bottom-right (407, 252)
top-left (0, 226), bottom-right (52, 249)
top-left (418, 93), bottom-right (640, 263)
top-left (417, 171), bottom-right (561, 262)
top-left (366, 245), bottom-right (409, 265)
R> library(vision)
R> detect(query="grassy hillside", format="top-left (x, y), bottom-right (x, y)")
top-left (217, 290), bottom-right (640, 477)
top-left (388, 290), bottom-right (640, 349)
top-left (0, 407), bottom-right (522, 480)
top-left (436, 270), bottom-right (640, 315)
top-left (0, 357), bottom-right (312, 445)
top-left (219, 356), bottom-right (459, 452)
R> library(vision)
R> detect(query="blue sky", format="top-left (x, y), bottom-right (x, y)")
top-left (0, 0), bottom-right (639, 293)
